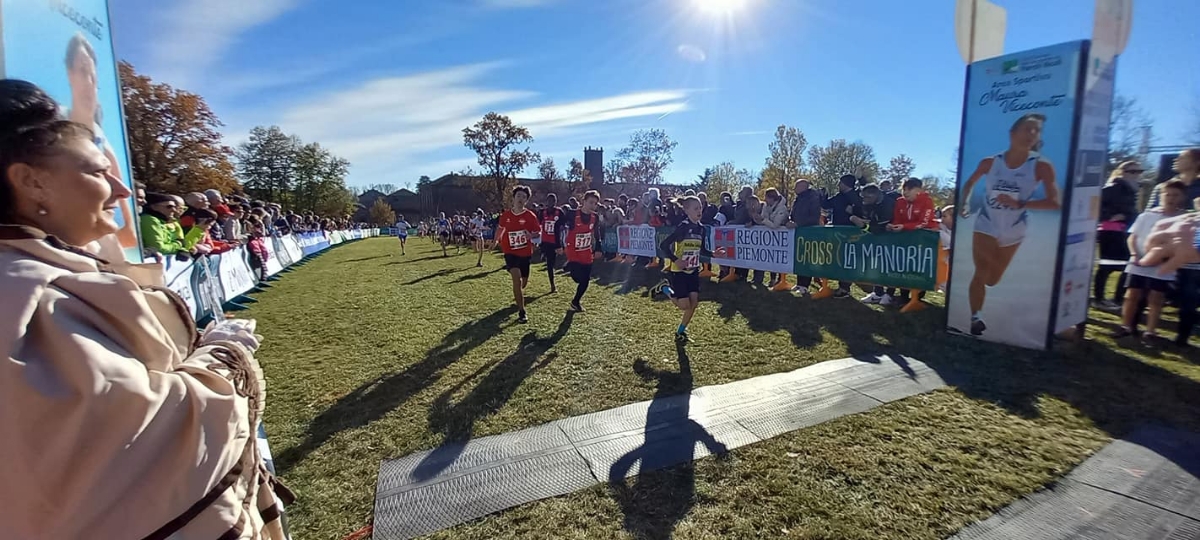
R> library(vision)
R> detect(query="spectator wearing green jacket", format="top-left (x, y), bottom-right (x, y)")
top-left (141, 193), bottom-right (200, 256)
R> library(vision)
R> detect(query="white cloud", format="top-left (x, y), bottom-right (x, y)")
top-left (253, 62), bottom-right (690, 185)
top-left (677, 44), bottom-right (707, 63)
top-left (149, 0), bottom-right (302, 87)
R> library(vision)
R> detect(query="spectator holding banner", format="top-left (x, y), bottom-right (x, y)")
top-left (856, 184), bottom-right (898, 305)
top-left (889, 177), bottom-right (936, 232)
top-left (822, 175), bottom-right (863, 297)
top-left (790, 178), bottom-right (822, 296)
top-left (761, 188), bottom-right (790, 287)
top-left (0, 78), bottom-right (290, 539)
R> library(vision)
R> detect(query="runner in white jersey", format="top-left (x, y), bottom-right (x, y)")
top-left (436, 212), bottom-right (451, 257)
top-left (394, 215), bottom-right (411, 255)
top-left (470, 209), bottom-right (488, 267)
top-left (957, 113), bottom-right (1061, 337)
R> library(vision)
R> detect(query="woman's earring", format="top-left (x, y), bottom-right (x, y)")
top-left (37, 207), bottom-right (48, 216)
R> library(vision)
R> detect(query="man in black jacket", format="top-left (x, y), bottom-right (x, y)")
top-left (822, 175), bottom-right (864, 297)
top-left (789, 178), bottom-right (821, 296)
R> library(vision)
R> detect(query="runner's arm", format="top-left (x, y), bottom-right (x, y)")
top-left (658, 225), bottom-right (686, 262)
top-left (1026, 161), bottom-right (1061, 210)
top-left (959, 158), bottom-right (992, 216)
top-left (554, 210), bottom-right (574, 244)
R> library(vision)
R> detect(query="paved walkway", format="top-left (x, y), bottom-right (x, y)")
top-left (951, 425), bottom-right (1200, 540)
top-left (372, 355), bottom-right (946, 540)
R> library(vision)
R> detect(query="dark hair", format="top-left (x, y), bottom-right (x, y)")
top-left (861, 184), bottom-right (881, 197)
top-left (193, 208), bottom-right (218, 222)
top-left (546, 192), bottom-right (557, 202)
top-left (512, 185), bottom-right (531, 198)
top-left (839, 174), bottom-right (858, 188)
top-left (583, 190), bottom-right (600, 202)
top-left (1162, 178), bottom-right (1188, 195)
top-left (902, 177), bottom-right (923, 191)
top-left (0, 80), bottom-right (96, 222)
top-left (144, 192), bottom-right (175, 206)
top-left (719, 191), bottom-right (733, 202)
top-left (764, 187), bottom-right (781, 202)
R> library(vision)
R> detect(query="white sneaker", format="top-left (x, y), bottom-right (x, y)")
top-left (860, 292), bottom-right (881, 304)
top-left (795, 288), bottom-right (810, 298)
top-left (880, 294), bottom-right (896, 306)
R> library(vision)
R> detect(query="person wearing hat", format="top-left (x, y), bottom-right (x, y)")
top-left (1092, 160), bottom-right (1143, 311)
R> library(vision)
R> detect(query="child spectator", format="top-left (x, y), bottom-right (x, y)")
top-left (1114, 179), bottom-right (1188, 340)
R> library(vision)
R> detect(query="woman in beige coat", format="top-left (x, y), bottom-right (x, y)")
top-left (0, 79), bottom-right (291, 539)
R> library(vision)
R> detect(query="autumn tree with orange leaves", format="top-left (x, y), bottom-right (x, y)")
top-left (119, 61), bottom-right (238, 194)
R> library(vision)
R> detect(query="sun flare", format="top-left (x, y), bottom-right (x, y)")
top-left (694, 0), bottom-right (747, 15)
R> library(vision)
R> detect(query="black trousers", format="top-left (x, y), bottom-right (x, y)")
top-left (1178, 268), bottom-right (1200, 345)
top-left (1094, 230), bottom-right (1129, 302)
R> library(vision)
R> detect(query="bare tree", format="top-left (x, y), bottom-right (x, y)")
top-left (1108, 94), bottom-right (1154, 174)
top-left (806, 139), bottom-right (880, 193)
top-left (881, 154), bottom-right (916, 184)
top-left (537, 158), bottom-right (564, 182)
top-left (462, 112), bottom-right (540, 209)
top-left (760, 125), bottom-right (808, 193)
top-left (614, 129), bottom-right (677, 184)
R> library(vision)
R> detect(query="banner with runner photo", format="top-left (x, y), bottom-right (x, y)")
top-left (946, 40), bottom-right (1086, 350)
top-left (793, 226), bottom-right (940, 290)
top-left (1, 0), bottom-right (142, 262)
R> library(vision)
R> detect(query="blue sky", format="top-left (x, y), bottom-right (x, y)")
top-left (109, 0), bottom-right (1199, 188)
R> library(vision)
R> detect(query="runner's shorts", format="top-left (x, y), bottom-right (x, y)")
top-left (504, 254), bottom-right (532, 279)
top-left (540, 242), bottom-right (560, 258)
top-left (973, 213), bottom-right (1027, 248)
top-left (668, 271), bottom-right (701, 299)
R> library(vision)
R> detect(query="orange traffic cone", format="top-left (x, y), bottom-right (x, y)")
top-left (900, 289), bottom-right (927, 313)
top-left (811, 278), bottom-right (834, 299)
top-left (771, 274), bottom-right (792, 292)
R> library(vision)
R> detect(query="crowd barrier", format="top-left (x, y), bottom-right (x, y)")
top-left (612, 225), bottom-right (941, 291)
top-left (162, 228), bottom-right (381, 323)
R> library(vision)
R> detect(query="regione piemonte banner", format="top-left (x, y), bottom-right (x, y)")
top-left (947, 40), bottom-right (1086, 350)
top-left (0, 0), bottom-right (142, 262)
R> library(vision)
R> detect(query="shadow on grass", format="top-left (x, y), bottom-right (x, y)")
top-left (339, 254), bottom-right (392, 264)
top-left (607, 344), bottom-right (728, 540)
top-left (451, 267), bottom-right (504, 283)
top-left (412, 311), bottom-right (576, 481)
top-left (275, 304), bottom-right (531, 474)
top-left (595, 262), bottom-right (1200, 480)
top-left (404, 267), bottom-right (470, 285)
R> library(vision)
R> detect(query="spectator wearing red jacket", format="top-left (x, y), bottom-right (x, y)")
top-left (888, 177), bottom-right (936, 304)
top-left (889, 177), bottom-right (936, 231)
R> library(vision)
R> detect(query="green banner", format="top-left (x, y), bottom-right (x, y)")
top-left (793, 226), bottom-right (939, 290)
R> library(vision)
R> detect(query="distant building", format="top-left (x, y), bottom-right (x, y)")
top-left (584, 147), bottom-right (604, 190)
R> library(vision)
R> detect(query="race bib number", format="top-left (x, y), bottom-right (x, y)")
top-left (508, 230), bottom-right (528, 249)
top-left (681, 249), bottom-right (700, 269)
top-left (543, 220), bottom-right (558, 235)
top-left (574, 233), bottom-right (592, 250)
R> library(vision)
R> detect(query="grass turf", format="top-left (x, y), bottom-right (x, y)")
top-left (246, 237), bottom-right (1200, 540)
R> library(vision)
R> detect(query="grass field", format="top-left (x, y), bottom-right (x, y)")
top-left (246, 237), bottom-right (1200, 540)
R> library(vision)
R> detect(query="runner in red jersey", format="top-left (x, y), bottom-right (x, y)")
top-left (538, 193), bottom-right (566, 293)
top-left (497, 185), bottom-right (541, 323)
top-left (556, 190), bottom-right (602, 312)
